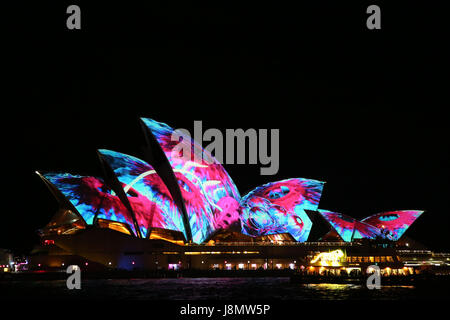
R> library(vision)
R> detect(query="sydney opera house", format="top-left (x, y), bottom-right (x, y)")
top-left (30, 118), bottom-right (429, 275)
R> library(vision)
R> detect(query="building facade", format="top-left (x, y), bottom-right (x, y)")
top-left (29, 118), bottom-right (437, 275)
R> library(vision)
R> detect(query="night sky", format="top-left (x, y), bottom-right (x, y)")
top-left (4, 2), bottom-right (449, 253)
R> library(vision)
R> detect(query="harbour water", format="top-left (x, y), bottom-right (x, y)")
top-left (1, 277), bottom-right (449, 300)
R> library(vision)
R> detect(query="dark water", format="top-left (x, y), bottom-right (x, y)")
top-left (2, 277), bottom-right (449, 300)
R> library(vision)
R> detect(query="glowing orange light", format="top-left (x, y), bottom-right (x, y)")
top-left (311, 250), bottom-right (345, 267)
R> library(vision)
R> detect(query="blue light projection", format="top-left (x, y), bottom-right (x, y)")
top-left (39, 118), bottom-right (424, 244)
top-left (141, 118), bottom-right (242, 243)
top-left (318, 209), bottom-right (382, 242)
top-left (43, 173), bottom-right (138, 236)
top-left (240, 178), bottom-right (325, 242)
top-left (361, 210), bottom-right (424, 241)
top-left (318, 210), bottom-right (356, 242)
top-left (98, 149), bottom-right (187, 239)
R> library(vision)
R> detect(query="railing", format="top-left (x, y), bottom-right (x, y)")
top-left (397, 250), bottom-right (433, 254)
top-left (188, 241), bottom-right (359, 247)
top-left (433, 253), bottom-right (450, 257)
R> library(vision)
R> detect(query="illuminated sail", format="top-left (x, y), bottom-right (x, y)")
top-left (361, 210), bottom-right (424, 241)
top-left (43, 173), bottom-right (139, 236)
top-left (318, 209), bottom-right (381, 241)
top-left (240, 178), bottom-right (325, 242)
top-left (141, 118), bottom-right (241, 243)
top-left (98, 149), bottom-right (186, 239)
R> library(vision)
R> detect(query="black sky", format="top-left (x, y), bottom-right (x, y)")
top-left (4, 2), bottom-right (449, 253)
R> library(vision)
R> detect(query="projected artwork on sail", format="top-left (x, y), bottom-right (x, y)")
top-left (141, 118), bottom-right (241, 243)
top-left (361, 210), bottom-right (424, 241)
top-left (43, 173), bottom-right (140, 236)
top-left (240, 178), bottom-right (325, 242)
top-left (318, 210), bottom-right (381, 241)
top-left (98, 149), bottom-right (187, 239)
top-left (37, 118), bottom-right (425, 247)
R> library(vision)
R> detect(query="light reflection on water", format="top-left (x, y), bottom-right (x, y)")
top-left (0, 277), bottom-right (446, 300)
top-left (303, 283), bottom-right (362, 290)
top-left (297, 283), bottom-right (420, 300)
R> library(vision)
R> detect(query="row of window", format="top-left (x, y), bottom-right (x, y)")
top-left (347, 256), bottom-right (394, 263)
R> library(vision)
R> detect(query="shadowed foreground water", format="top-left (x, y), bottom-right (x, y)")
top-left (1, 277), bottom-right (449, 300)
